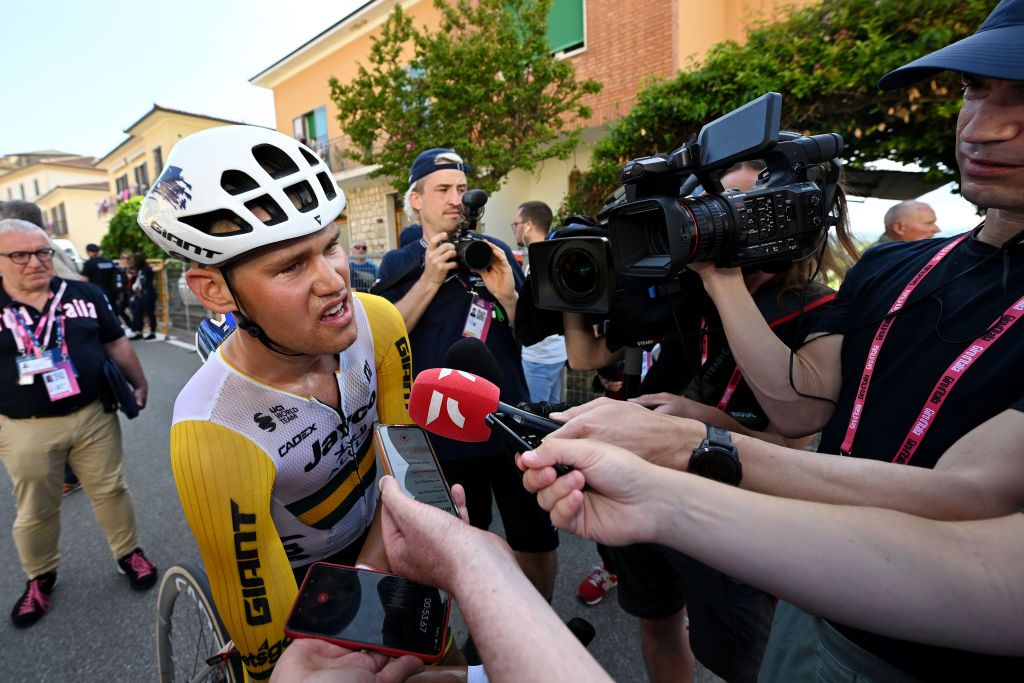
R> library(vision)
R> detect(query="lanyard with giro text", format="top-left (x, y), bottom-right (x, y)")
top-left (716, 292), bottom-right (837, 411)
top-left (840, 231), bottom-right (1023, 461)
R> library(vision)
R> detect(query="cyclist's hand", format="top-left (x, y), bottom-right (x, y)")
top-left (379, 476), bottom-right (516, 594)
top-left (547, 397), bottom-right (699, 470)
top-left (423, 234), bottom-right (458, 286)
top-left (518, 438), bottom-right (664, 547)
top-left (270, 637), bottom-right (423, 683)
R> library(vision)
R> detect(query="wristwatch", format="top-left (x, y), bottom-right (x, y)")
top-left (688, 424), bottom-right (742, 486)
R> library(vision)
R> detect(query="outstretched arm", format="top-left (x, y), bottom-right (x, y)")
top-left (379, 478), bottom-right (612, 683)
top-left (520, 438), bottom-right (1024, 656)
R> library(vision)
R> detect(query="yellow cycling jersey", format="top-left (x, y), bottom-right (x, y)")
top-left (170, 293), bottom-right (412, 680)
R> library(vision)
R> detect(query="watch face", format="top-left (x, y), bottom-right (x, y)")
top-left (691, 448), bottom-right (741, 485)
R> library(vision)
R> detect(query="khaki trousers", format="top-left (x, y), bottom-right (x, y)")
top-left (0, 401), bottom-right (139, 578)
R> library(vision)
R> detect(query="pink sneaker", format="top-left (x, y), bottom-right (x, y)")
top-left (11, 571), bottom-right (57, 628)
top-left (117, 548), bottom-right (157, 590)
top-left (577, 563), bottom-right (617, 605)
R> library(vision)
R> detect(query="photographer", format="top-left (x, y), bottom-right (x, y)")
top-left (561, 161), bottom-right (856, 683)
top-left (376, 149), bottom-right (559, 618)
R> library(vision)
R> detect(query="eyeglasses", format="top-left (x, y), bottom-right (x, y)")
top-left (511, 221), bottom-right (526, 230)
top-left (0, 248), bottom-right (56, 265)
top-left (352, 245), bottom-right (368, 251)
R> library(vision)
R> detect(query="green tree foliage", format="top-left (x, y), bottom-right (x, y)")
top-left (329, 0), bottom-right (601, 195)
top-left (566, 0), bottom-right (997, 216)
top-left (100, 197), bottom-right (163, 259)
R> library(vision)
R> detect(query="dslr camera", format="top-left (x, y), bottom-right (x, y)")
top-left (448, 188), bottom-right (493, 270)
top-left (528, 93), bottom-right (844, 336)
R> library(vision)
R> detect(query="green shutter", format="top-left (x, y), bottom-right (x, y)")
top-left (546, 0), bottom-right (584, 53)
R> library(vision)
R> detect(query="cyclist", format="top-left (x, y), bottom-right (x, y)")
top-left (138, 126), bottom-right (415, 680)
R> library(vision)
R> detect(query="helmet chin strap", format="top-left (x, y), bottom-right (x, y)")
top-left (220, 268), bottom-right (308, 358)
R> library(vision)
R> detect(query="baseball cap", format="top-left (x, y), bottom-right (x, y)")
top-left (86, 243), bottom-right (100, 252)
top-left (878, 0), bottom-right (1024, 90)
top-left (408, 148), bottom-right (473, 186)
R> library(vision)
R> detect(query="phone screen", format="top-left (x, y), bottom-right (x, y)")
top-left (375, 425), bottom-right (459, 516)
top-left (286, 563), bottom-right (450, 660)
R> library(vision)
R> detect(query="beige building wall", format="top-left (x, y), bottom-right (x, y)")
top-left (0, 163), bottom-right (105, 205)
top-left (36, 185), bottom-right (110, 254)
top-left (253, 0), bottom-right (820, 250)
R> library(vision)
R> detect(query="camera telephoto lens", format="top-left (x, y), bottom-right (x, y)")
top-left (556, 249), bottom-right (599, 298)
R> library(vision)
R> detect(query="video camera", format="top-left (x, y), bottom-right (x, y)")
top-left (448, 188), bottom-right (493, 270)
top-left (523, 93), bottom-right (843, 347)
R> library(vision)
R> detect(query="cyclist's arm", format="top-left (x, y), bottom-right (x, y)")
top-left (697, 267), bottom-right (843, 436)
top-left (171, 420), bottom-right (296, 681)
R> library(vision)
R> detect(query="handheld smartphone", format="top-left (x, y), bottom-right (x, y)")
top-left (374, 425), bottom-right (460, 516)
top-left (285, 562), bottom-right (451, 662)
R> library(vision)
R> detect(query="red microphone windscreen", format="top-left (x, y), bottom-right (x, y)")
top-left (409, 368), bottom-right (500, 442)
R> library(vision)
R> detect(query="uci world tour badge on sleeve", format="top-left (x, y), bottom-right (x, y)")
top-left (463, 295), bottom-right (494, 342)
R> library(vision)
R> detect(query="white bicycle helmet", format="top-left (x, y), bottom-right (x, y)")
top-left (138, 125), bottom-right (345, 266)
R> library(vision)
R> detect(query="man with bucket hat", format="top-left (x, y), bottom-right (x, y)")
top-left (670, 0), bottom-right (1024, 679)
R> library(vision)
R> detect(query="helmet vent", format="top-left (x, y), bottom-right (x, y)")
top-left (179, 209), bottom-right (253, 236)
top-left (252, 144), bottom-right (299, 179)
top-left (299, 147), bottom-right (321, 167)
top-left (244, 195), bottom-right (287, 226)
top-left (284, 180), bottom-right (319, 213)
top-left (221, 170), bottom-right (259, 195)
top-left (316, 172), bottom-right (337, 200)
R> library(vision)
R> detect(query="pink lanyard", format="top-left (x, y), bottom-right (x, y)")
top-left (7, 282), bottom-right (67, 356)
top-left (716, 292), bottom-right (837, 411)
top-left (839, 231), bottom-right (1015, 460)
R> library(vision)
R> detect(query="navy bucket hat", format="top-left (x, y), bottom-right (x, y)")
top-left (878, 0), bottom-right (1024, 89)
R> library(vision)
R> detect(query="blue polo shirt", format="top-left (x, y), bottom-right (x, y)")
top-left (377, 228), bottom-right (529, 460)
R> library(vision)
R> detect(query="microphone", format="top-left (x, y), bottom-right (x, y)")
top-left (443, 337), bottom-right (562, 434)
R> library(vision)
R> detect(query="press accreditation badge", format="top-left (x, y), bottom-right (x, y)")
top-left (42, 360), bottom-right (81, 402)
top-left (16, 352), bottom-right (56, 384)
top-left (463, 296), bottom-right (494, 342)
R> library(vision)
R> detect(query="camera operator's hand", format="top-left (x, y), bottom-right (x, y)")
top-left (423, 233), bottom-right (459, 286)
top-left (686, 261), bottom-right (745, 297)
top-left (472, 242), bottom-right (518, 321)
top-left (631, 393), bottom-right (721, 421)
top-left (380, 476), bottom-right (518, 595)
top-left (547, 397), bottom-right (703, 471)
top-left (519, 438), bottom-right (667, 546)
top-left (269, 637), bottom-right (423, 683)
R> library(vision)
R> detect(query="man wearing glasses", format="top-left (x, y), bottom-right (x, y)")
top-left (348, 240), bottom-right (378, 292)
top-left (0, 218), bottom-right (155, 629)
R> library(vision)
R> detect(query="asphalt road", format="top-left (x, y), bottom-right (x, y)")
top-left (0, 336), bottom-right (720, 682)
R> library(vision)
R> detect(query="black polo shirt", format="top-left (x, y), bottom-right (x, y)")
top-left (1, 277), bottom-right (125, 418)
top-left (808, 230), bottom-right (1024, 681)
top-left (81, 255), bottom-right (119, 300)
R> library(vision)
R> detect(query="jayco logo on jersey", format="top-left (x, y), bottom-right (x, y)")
top-left (253, 412), bottom-right (277, 432)
top-left (424, 369), bottom-right (477, 428)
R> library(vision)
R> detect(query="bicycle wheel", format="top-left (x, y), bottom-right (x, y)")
top-left (156, 562), bottom-right (243, 683)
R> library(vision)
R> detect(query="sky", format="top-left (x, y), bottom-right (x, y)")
top-left (0, 0), bottom-right (369, 159)
top-left (1, 0), bottom-right (980, 238)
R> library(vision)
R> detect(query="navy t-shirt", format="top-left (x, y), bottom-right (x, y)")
top-left (808, 230), bottom-right (1024, 681)
top-left (1, 277), bottom-right (125, 418)
top-left (377, 229), bottom-right (530, 460)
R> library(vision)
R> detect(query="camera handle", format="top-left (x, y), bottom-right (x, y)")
top-left (623, 347), bottom-right (644, 399)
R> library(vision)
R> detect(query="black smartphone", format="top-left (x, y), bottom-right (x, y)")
top-left (374, 424), bottom-right (460, 516)
top-left (285, 562), bottom-right (451, 663)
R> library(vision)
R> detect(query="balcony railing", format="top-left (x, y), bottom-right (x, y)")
top-left (309, 135), bottom-right (384, 174)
